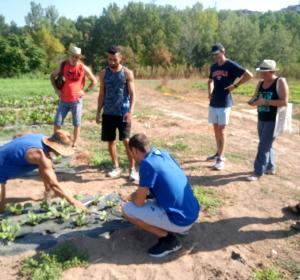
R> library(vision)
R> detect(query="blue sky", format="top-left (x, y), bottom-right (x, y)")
top-left (1, 0), bottom-right (298, 26)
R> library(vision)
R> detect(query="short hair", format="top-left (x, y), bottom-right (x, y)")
top-left (129, 134), bottom-right (150, 153)
top-left (107, 45), bottom-right (122, 55)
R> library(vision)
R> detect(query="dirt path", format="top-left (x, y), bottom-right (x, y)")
top-left (0, 80), bottom-right (299, 280)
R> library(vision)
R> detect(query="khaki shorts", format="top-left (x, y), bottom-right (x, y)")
top-left (123, 200), bottom-right (193, 233)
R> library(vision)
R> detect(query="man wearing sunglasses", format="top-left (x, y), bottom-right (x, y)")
top-left (51, 46), bottom-right (97, 148)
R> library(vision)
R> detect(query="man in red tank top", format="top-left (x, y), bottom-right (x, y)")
top-left (50, 46), bottom-right (97, 148)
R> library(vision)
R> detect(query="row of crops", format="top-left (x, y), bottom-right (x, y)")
top-left (0, 95), bottom-right (58, 127)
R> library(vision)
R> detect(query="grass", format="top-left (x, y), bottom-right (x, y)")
top-left (276, 259), bottom-right (300, 279)
top-left (20, 241), bottom-right (88, 280)
top-left (151, 137), bottom-right (189, 156)
top-left (250, 267), bottom-right (287, 280)
top-left (193, 185), bottom-right (223, 213)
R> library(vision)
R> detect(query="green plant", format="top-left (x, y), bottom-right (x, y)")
top-left (250, 267), bottom-right (287, 280)
top-left (6, 202), bottom-right (33, 215)
top-left (73, 211), bottom-right (89, 227)
top-left (0, 219), bottom-right (21, 242)
top-left (106, 199), bottom-right (117, 208)
top-left (27, 211), bottom-right (47, 226)
top-left (20, 241), bottom-right (88, 280)
top-left (52, 155), bottom-right (63, 164)
top-left (99, 210), bottom-right (109, 222)
top-left (193, 186), bottom-right (223, 213)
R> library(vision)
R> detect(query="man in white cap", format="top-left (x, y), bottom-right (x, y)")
top-left (207, 43), bottom-right (253, 170)
top-left (0, 130), bottom-right (87, 213)
top-left (247, 59), bottom-right (289, 181)
top-left (51, 46), bottom-right (97, 148)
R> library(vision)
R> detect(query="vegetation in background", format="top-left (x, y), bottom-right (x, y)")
top-left (250, 267), bottom-right (287, 280)
top-left (1, 2), bottom-right (300, 78)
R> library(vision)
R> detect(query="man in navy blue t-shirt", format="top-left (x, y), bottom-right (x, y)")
top-left (207, 43), bottom-right (253, 170)
top-left (123, 134), bottom-right (200, 258)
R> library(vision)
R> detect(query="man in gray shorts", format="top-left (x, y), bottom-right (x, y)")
top-left (123, 134), bottom-right (200, 258)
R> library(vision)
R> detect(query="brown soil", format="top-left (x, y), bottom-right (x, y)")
top-left (0, 79), bottom-right (299, 280)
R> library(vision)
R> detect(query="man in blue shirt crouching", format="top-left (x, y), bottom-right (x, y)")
top-left (123, 133), bottom-right (200, 258)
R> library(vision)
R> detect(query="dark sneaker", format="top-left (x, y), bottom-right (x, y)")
top-left (206, 153), bottom-right (218, 161)
top-left (148, 233), bottom-right (182, 258)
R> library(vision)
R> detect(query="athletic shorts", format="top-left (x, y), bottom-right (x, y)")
top-left (208, 106), bottom-right (231, 126)
top-left (101, 114), bottom-right (131, 142)
top-left (54, 99), bottom-right (83, 127)
top-left (123, 200), bottom-right (194, 233)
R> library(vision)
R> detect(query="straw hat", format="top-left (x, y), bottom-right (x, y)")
top-left (256, 59), bottom-right (279, 72)
top-left (43, 130), bottom-right (74, 157)
top-left (68, 46), bottom-right (82, 56)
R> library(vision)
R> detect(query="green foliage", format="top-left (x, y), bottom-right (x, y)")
top-left (250, 267), bottom-right (287, 280)
top-left (99, 210), bottom-right (109, 222)
top-left (73, 211), bottom-right (89, 227)
top-left (0, 219), bottom-right (21, 242)
top-left (20, 241), bottom-right (88, 280)
top-left (193, 186), bottom-right (223, 212)
top-left (27, 211), bottom-right (47, 226)
top-left (6, 202), bottom-right (33, 215)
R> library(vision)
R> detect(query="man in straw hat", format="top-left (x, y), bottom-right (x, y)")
top-left (246, 59), bottom-right (289, 181)
top-left (0, 130), bottom-right (87, 213)
top-left (51, 45), bottom-right (97, 148)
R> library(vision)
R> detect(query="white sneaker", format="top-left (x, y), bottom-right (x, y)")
top-left (265, 169), bottom-right (276, 175)
top-left (214, 158), bottom-right (225, 170)
top-left (129, 169), bottom-right (139, 182)
top-left (108, 167), bottom-right (122, 178)
top-left (246, 174), bottom-right (260, 181)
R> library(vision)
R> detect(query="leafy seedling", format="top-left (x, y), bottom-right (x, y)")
top-left (0, 219), bottom-right (21, 243)
top-left (27, 211), bottom-right (47, 226)
top-left (91, 195), bottom-right (102, 206)
top-left (106, 199), bottom-right (117, 208)
top-left (6, 202), bottom-right (32, 215)
top-left (73, 211), bottom-right (89, 227)
top-left (98, 210), bottom-right (109, 222)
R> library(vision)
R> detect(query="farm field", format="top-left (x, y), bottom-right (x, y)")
top-left (0, 78), bottom-right (300, 280)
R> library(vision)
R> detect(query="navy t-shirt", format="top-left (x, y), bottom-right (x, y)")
top-left (209, 60), bottom-right (245, 108)
top-left (139, 148), bottom-right (200, 226)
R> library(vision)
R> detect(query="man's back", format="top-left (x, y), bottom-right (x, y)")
top-left (139, 149), bottom-right (200, 226)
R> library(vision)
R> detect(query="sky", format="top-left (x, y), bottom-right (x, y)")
top-left (0, 0), bottom-right (299, 26)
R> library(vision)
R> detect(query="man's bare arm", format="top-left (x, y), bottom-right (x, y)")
top-left (0, 183), bottom-right (6, 213)
top-left (208, 78), bottom-right (214, 100)
top-left (83, 65), bottom-right (97, 91)
top-left (96, 70), bottom-right (106, 124)
top-left (130, 187), bottom-right (149, 207)
top-left (225, 69), bottom-right (253, 92)
top-left (124, 68), bottom-right (136, 122)
top-left (26, 149), bottom-right (87, 211)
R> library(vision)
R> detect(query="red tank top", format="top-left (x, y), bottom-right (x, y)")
top-left (61, 62), bottom-right (85, 102)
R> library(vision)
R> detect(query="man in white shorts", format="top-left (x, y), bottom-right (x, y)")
top-left (207, 43), bottom-right (253, 170)
top-left (123, 134), bottom-right (200, 258)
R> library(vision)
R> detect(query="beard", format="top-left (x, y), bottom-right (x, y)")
top-left (109, 63), bottom-right (119, 69)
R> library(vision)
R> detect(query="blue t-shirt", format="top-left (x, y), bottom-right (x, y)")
top-left (0, 134), bottom-right (48, 183)
top-left (209, 59), bottom-right (245, 108)
top-left (139, 148), bottom-right (200, 226)
top-left (103, 66), bottom-right (130, 116)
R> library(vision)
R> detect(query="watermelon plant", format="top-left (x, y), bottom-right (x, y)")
top-left (73, 211), bottom-right (89, 227)
top-left (98, 210), bottom-right (109, 222)
top-left (0, 219), bottom-right (21, 243)
top-left (6, 203), bottom-right (33, 215)
top-left (27, 211), bottom-right (47, 226)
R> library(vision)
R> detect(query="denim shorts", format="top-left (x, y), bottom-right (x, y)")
top-left (54, 99), bottom-right (83, 127)
top-left (123, 200), bottom-right (194, 233)
top-left (208, 106), bottom-right (231, 125)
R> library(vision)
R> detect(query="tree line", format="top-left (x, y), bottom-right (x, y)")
top-left (0, 1), bottom-right (299, 78)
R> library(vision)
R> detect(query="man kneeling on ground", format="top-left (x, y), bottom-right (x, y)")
top-left (0, 130), bottom-right (87, 213)
top-left (123, 134), bottom-right (200, 258)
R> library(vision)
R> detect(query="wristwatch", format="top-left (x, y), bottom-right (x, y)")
top-left (233, 84), bottom-right (239, 88)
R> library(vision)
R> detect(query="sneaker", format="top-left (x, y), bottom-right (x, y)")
top-left (207, 153), bottom-right (218, 161)
top-left (148, 233), bottom-right (182, 258)
top-left (265, 169), bottom-right (276, 175)
top-left (246, 174), bottom-right (260, 181)
top-left (214, 158), bottom-right (225, 170)
top-left (107, 167), bottom-right (122, 178)
top-left (129, 169), bottom-right (139, 182)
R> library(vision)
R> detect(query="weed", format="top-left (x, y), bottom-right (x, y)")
top-left (250, 267), bottom-right (287, 280)
top-left (20, 241), bottom-right (88, 280)
top-left (193, 186), bottom-right (223, 213)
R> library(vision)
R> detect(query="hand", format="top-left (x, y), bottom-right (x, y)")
top-left (123, 112), bottom-right (132, 123)
top-left (224, 84), bottom-right (236, 92)
top-left (78, 90), bottom-right (84, 98)
top-left (96, 111), bottom-right (101, 124)
top-left (252, 98), bottom-right (266, 107)
top-left (73, 200), bottom-right (88, 212)
top-left (208, 93), bottom-right (212, 100)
